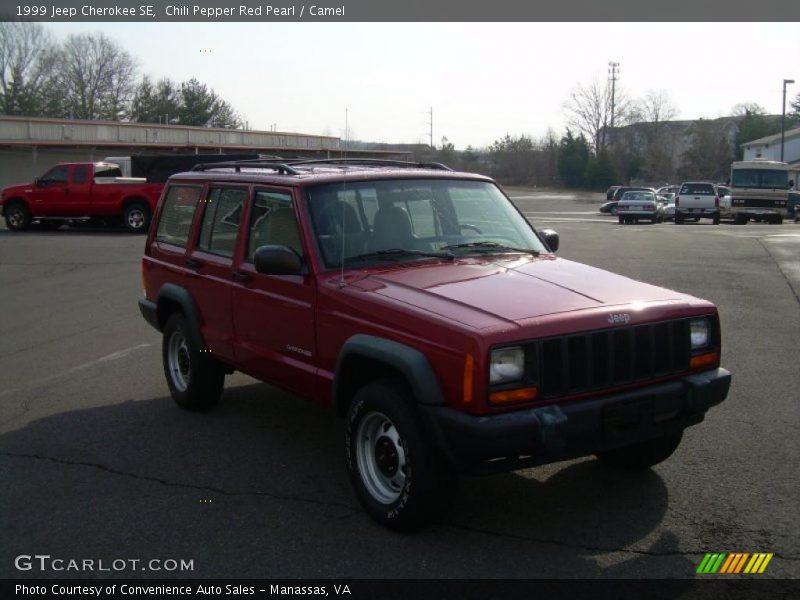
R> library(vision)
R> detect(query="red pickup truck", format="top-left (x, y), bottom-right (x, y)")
top-left (1, 162), bottom-right (163, 232)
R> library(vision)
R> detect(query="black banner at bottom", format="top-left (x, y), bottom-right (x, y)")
top-left (4, 579), bottom-right (799, 600)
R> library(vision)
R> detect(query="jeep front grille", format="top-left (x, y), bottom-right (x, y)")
top-left (536, 320), bottom-right (691, 398)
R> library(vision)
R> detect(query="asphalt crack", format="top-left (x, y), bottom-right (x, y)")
top-left (0, 451), bottom-right (360, 514)
top-left (4, 451), bottom-right (800, 563)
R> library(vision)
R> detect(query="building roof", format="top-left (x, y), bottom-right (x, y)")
top-left (740, 126), bottom-right (800, 148)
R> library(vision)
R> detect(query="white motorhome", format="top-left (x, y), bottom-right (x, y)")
top-left (729, 160), bottom-right (790, 224)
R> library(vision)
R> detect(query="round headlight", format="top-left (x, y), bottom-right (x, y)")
top-left (690, 318), bottom-right (710, 350)
top-left (490, 346), bottom-right (525, 384)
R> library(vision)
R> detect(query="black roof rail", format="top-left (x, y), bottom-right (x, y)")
top-left (190, 161), bottom-right (300, 175)
top-left (285, 158), bottom-right (453, 171)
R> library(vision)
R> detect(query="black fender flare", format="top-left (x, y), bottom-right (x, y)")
top-left (333, 334), bottom-right (445, 412)
top-left (156, 283), bottom-right (205, 348)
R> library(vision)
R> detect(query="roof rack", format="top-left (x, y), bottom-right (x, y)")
top-left (190, 160), bottom-right (299, 175)
top-left (285, 158), bottom-right (453, 171)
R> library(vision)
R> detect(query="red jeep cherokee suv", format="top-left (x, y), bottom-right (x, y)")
top-left (138, 159), bottom-right (730, 530)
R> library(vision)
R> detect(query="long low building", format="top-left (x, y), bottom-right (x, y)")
top-left (0, 115), bottom-right (409, 186)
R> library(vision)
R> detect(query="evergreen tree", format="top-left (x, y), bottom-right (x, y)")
top-left (557, 130), bottom-right (590, 187)
top-left (734, 105), bottom-right (781, 160)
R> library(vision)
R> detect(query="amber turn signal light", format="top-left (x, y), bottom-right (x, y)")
top-left (489, 387), bottom-right (538, 405)
top-left (690, 351), bottom-right (719, 370)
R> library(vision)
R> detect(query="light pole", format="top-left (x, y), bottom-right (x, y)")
top-left (781, 78), bottom-right (795, 162)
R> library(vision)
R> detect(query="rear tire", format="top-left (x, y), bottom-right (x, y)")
top-left (345, 380), bottom-right (457, 531)
top-left (733, 214), bottom-right (747, 225)
top-left (123, 201), bottom-right (151, 233)
top-left (162, 313), bottom-right (225, 411)
top-left (596, 431), bottom-right (683, 470)
top-left (4, 202), bottom-right (31, 231)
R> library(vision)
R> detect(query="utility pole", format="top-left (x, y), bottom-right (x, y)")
top-left (781, 79), bottom-right (795, 162)
top-left (608, 61), bottom-right (620, 130)
top-left (428, 106), bottom-right (434, 150)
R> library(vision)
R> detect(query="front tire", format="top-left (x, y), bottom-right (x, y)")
top-left (596, 431), bottom-right (683, 470)
top-left (345, 381), bottom-right (456, 531)
top-left (123, 201), bottom-right (151, 233)
top-left (4, 202), bottom-right (31, 231)
top-left (162, 313), bottom-right (225, 410)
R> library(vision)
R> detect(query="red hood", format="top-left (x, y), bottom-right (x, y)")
top-left (1, 182), bottom-right (34, 197)
top-left (349, 256), bottom-right (695, 329)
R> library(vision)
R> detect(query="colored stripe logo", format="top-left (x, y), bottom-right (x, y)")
top-left (697, 552), bottom-right (773, 574)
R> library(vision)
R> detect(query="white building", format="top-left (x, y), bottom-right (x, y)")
top-left (741, 126), bottom-right (800, 163)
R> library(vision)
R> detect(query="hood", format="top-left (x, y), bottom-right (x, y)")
top-left (350, 256), bottom-right (689, 329)
top-left (1, 182), bottom-right (33, 197)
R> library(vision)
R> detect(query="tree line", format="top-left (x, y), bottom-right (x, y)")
top-left (423, 79), bottom-right (800, 189)
top-left (0, 21), bottom-right (242, 127)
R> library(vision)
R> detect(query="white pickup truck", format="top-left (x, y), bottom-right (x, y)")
top-left (675, 182), bottom-right (720, 225)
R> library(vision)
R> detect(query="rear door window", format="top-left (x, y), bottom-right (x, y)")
top-left (155, 185), bottom-right (202, 248)
top-left (198, 187), bottom-right (248, 258)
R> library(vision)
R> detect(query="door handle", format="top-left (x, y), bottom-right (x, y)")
top-left (184, 258), bottom-right (203, 269)
top-left (232, 271), bottom-right (252, 283)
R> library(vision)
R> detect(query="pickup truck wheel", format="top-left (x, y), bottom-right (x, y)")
top-left (713, 215), bottom-right (721, 225)
top-left (123, 202), bottom-right (151, 233)
top-left (675, 216), bottom-right (684, 224)
top-left (596, 431), bottom-right (683, 470)
top-left (4, 203), bottom-right (31, 231)
top-left (345, 381), bottom-right (456, 531)
top-left (162, 313), bottom-right (225, 411)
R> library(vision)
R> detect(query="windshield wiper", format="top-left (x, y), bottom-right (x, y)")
top-left (442, 241), bottom-right (540, 256)
top-left (345, 248), bottom-right (455, 263)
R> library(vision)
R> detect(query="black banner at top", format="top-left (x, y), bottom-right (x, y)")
top-left (1, 0), bottom-right (799, 22)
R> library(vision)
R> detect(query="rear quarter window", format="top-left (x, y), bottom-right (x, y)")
top-left (155, 185), bottom-right (202, 247)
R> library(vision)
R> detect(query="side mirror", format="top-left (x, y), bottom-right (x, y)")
top-left (254, 245), bottom-right (303, 276)
top-left (540, 229), bottom-right (559, 253)
top-left (34, 177), bottom-right (41, 187)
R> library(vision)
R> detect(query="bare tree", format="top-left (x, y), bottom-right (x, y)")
top-left (637, 90), bottom-right (679, 182)
top-left (0, 21), bottom-right (58, 115)
top-left (56, 33), bottom-right (137, 120)
top-left (563, 79), bottom-right (635, 155)
top-left (637, 89), bottom-right (678, 124)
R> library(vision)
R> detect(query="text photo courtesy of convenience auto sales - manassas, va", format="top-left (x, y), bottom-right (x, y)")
top-left (0, 5), bottom-right (798, 598)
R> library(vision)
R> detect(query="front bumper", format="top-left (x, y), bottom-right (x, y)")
top-left (420, 367), bottom-right (731, 473)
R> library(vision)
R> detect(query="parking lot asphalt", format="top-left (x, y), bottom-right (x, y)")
top-left (0, 190), bottom-right (798, 579)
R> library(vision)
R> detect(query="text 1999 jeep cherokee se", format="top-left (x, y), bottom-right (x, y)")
top-left (138, 159), bottom-right (731, 530)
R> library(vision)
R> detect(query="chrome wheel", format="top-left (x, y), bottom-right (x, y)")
top-left (356, 411), bottom-right (407, 504)
top-left (127, 208), bottom-right (145, 230)
top-left (167, 329), bottom-right (191, 392)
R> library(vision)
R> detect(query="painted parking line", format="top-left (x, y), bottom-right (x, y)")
top-left (0, 343), bottom-right (152, 400)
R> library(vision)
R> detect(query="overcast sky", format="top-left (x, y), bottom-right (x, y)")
top-left (48, 22), bottom-right (800, 148)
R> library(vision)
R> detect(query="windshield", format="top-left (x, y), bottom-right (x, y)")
top-left (730, 169), bottom-right (788, 190)
top-left (305, 179), bottom-right (547, 269)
